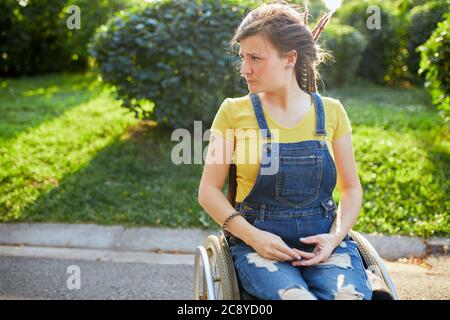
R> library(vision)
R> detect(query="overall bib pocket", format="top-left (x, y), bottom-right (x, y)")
top-left (275, 155), bottom-right (323, 208)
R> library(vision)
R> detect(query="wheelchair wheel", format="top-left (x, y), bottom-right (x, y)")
top-left (349, 230), bottom-right (399, 300)
top-left (194, 234), bottom-right (240, 300)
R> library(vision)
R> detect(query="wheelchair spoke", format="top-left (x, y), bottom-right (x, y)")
top-left (196, 235), bottom-right (240, 300)
top-left (210, 256), bottom-right (223, 299)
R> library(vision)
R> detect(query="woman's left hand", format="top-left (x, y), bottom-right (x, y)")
top-left (291, 233), bottom-right (340, 267)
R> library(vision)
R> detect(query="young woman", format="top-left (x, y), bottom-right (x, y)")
top-left (198, 2), bottom-right (373, 300)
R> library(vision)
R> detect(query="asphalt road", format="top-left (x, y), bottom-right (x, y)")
top-left (0, 256), bottom-right (194, 300)
top-left (0, 254), bottom-right (448, 300)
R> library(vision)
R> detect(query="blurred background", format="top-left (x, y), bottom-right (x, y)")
top-left (0, 0), bottom-right (448, 239)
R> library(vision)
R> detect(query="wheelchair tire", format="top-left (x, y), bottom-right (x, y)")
top-left (349, 230), bottom-right (398, 299)
top-left (204, 235), bottom-right (241, 300)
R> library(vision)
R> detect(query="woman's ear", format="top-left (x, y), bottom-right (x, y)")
top-left (288, 49), bottom-right (298, 66)
top-left (285, 49), bottom-right (298, 69)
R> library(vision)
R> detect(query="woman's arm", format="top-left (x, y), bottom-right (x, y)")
top-left (198, 132), bottom-right (301, 261)
top-left (329, 133), bottom-right (363, 244)
top-left (197, 132), bottom-right (257, 245)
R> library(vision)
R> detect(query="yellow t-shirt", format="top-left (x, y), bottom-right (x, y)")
top-left (210, 93), bottom-right (352, 203)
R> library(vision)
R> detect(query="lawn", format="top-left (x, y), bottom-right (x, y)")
top-left (327, 84), bottom-right (449, 237)
top-left (0, 73), bottom-right (448, 237)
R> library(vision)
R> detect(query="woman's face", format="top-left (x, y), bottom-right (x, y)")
top-left (239, 33), bottom-right (294, 93)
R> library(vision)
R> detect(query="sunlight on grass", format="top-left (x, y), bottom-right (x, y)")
top-left (0, 88), bottom-right (137, 221)
top-left (22, 86), bottom-right (60, 97)
top-left (352, 126), bottom-right (449, 236)
top-left (0, 73), bottom-right (104, 141)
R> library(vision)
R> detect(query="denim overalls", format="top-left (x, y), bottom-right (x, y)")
top-left (228, 92), bottom-right (373, 300)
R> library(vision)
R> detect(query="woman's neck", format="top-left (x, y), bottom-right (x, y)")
top-left (260, 81), bottom-right (310, 112)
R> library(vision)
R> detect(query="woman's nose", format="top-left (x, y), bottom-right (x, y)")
top-left (240, 60), bottom-right (252, 75)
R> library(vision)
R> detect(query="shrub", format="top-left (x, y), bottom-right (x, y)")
top-left (0, 0), bottom-right (137, 75)
top-left (89, 0), bottom-right (253, 129)
top-left (320, 23), bottom-right (367, 87)
top-left (418, 13), bottom-right (450, 122)
top-left (0, 0), bottom-right (68, 75)
top-left (406, 1), bottom-right (449, 82)
top-left (334, 0), bottom-right (401, 84)
top-left (60, 0), bottom-right (144, 70)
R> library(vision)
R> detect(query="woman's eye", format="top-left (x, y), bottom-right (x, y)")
top-left (239, 57), bottom-right (259, 61)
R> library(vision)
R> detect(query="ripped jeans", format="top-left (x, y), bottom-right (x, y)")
top-left (228, 214), bottom-right (373, 300)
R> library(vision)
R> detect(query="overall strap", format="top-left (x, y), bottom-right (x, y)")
top-left (249, 93), bottom-right (272, 139)
top-left (311, 92), bottom-right (327, 136)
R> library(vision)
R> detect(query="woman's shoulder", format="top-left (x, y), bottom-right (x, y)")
top-left (217, 94), bottom-right (253, 118)
top-left (319, 95), bottom-right (347, 115)
top-left (212, 94), bottom-right (254, 130)
top-left (226, 94), bottom-right (252, 108)
top-left (320, 95), bottom-right (343, 107)
top-left (319, 95), bottom-right (352, 137)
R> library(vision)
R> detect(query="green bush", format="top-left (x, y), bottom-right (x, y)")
top-left (89, 0), bottom-right (253, 129)
top-left (0, 0), bottom-right (68, 75)
top-left (395, 0), bottom-right (428, 14)
top-left (334, 0), bottom-right (401, 84)
top-left (0, 0), bottom-right (136, 76)
top-left (60, 0), bottom-right (144, 69)
top-left (418, 13), bottom-right (450, 122)
top-left (320, 23), bottom-right (367, 87)
top-left (406, 1), bottom-right (449, 82)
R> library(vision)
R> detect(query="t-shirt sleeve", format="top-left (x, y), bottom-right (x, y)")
top-left (210, 98), bottom-right (235, 142)
top-left (333, 99), bottom-right (352, 141)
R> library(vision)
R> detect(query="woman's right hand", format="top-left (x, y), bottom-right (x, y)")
top-left (248, 229), bottom-right (304, 262)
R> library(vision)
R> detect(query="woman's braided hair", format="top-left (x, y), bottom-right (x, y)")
top-left (227, 1), bottom-right (332, 207)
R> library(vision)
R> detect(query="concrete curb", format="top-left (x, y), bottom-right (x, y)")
top-left (0, 245), bottom-right (194, 265)
top-left (0, 223), bottom-right (448, 261)
top-left (0, 223), bottom-right (218, 254)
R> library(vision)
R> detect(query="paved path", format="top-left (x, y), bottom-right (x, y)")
top-left (385, 256), bottom-right (449, 300)
top-left (0, 246), bottom-right (448, 300)
top-left (0, 255), bottom-right (194, 300)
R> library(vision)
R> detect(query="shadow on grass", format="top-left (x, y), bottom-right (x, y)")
top-left (353, 123), bottom-right (450, 237)
top-left (20, 121), bottom-right (214, 229)
top-left (0, 73), bottom-right (103, 141)
top-left (410, 126), bottom-right (450, 236)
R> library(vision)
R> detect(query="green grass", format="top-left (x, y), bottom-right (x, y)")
top-left (0, 73), bottom-right (209, 228)
top-left (0, 74), bottom-right (448, 237)
top-left (328, 83), bottom-right (449, 237)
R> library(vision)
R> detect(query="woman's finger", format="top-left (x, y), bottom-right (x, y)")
top-left (272, 250), bottom-right (294, 262)
top-left (296, 253), bottom-right (325, 267)
top-left (274, 241), bottom-right (301, 260)
top-left (299, 235), bottom-right (321, 244)
top-left (293, 248), bottom-right (315, 259)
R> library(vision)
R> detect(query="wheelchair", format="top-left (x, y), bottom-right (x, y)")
top-left (194, 229), bottom-right (399, 300)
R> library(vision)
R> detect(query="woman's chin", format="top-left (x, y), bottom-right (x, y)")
top-left (248, 83), bottom-right (261, 92)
